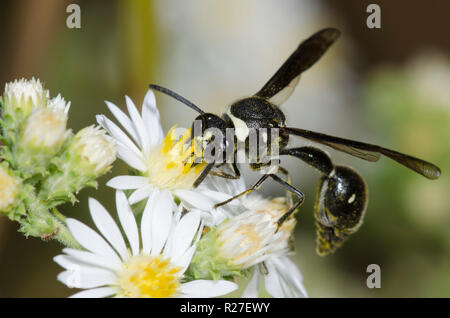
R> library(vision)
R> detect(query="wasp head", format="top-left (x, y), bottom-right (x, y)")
top-left (191, 113), bottom-right (228, 163)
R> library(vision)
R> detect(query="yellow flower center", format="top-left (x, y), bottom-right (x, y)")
top-left (118, 255), bottom-right (182, 298)
top-left (145, 127), bottom-right (205, 191)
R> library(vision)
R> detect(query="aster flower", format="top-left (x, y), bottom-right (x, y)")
top-left (197, 177), bottom-right (307, 298)
top-left (54, 190), bottom-right (237, 298)
top-left (3, 77), bottom-right (48, 117)
top-left (20, 95), bottom-right (70, 151)
top-left (96, 90), bottom-right (230, 215)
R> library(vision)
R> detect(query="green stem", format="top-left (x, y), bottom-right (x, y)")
top-left (20, 185), bottom-right (82, 249)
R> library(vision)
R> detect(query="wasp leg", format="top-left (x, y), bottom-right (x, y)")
top-left (269, 174), bottom-right (305, 228)
top-left (277, 166), bottom-right (293, 208)
top-left (209, 163), bottom-right (241, 179)
top-left (280, 146), bottom-right (334, 175)
top-left (213, 173), bottom-right (270, 208)
top-left (193, 163), bottom-right (215, 188)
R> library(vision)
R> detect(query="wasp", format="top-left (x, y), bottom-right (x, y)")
top-left (149, 28), bottom-right (441, 255)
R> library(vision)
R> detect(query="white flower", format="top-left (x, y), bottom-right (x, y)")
top-left (96, 90), bottom-right (229, 217)
top-left (54, 190), bottom-right (237, 298)
top-left (207, 177), bottom-right (307, 298)
top-left (70, 125), bottom-right (117, 176)
top-left (3, 77), bottom-right (48, 116)
top-left (22, 100), bottom-right (70, 151)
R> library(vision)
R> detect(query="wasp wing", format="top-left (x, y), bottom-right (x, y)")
top-left (255, 28), bottom-right (340, 105)
top-left (281, 127), bottom-right (441, 180)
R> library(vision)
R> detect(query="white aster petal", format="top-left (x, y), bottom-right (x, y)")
top-left (242, 268), bottom-right (261, 298)
top-left (61, 248), bottom-right (122, 272)
top-left (106, 175), bottom-right (149, 190)
top-left (174, 189), bottom-right (214, 211)
top-left (114, 142), bottom-right (147, 172)
top-left (96, 114), bottom-right (142, 159)
top-left (125, 95), bottom-right (150, 153)
top-left (88, 198), bottom-right (129, 261)
top-left (70, 287), bottom-right (119, 298)
top-left (140, 189), bottom-right (159, 254)
top-left (179, 280), bottom-right (237, 298)
top-left (104, 100), bottom-right (140, 145)
top-left (269, 256), bottom-right (307, 298)
top-left (116, 191), bottom-right (140, 256)
top-left (167, 211), bottom-right (200, 261)
top-left (66, 218), bottom-right (121, 264)
top-left (57, 266), bottom-right (116, 289)
top-left (128, 185), bottom-right (153, 204)
top-left (142, 90), bottom-right (163, 147)
top-left (151, 190), bottom-right (173, 256)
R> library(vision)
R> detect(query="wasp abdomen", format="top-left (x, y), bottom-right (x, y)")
top-left (314, 165), bottom-right (368, 255)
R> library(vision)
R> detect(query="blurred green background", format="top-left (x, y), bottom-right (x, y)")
top-left (0, 0), bottom-right (449, 297)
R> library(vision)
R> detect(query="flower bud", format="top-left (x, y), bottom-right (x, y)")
top-left (22, 95), bottom-right (70, 151)
top-left (0, 165), bottom-right (20, 213)
top-left (70, 125), bottom-right (117, 176)
top-left (39, 126), bottom-right (116, 204)
top-left (3, 78), bottom-right (48, 117)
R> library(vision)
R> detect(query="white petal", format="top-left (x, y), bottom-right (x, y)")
top-left (89, 198), bottom-right (128, 261)
top-left (150, 190), bottom-right (173, 256)
top-left (143, 89), bottom-right (157, 111)
top-left (57, 267), bottom-right (116, 289)
top-left (66, 218), bottom-right (121, 264)
top-left (106, 176), bottom-right (149, 190)
top-left (172, 245), bottom-right (196, 272)
top-left (263, 260), bottom-right (285, 298)
top-left (129, 185), bottom-right (153, 204)
top-left (271, 256), bottom-right (307, 297)
top-left (142, 90), bottom-right (163, 147)
top-left (174, 190), bottom-right (214, 211)
top-left (125, 96), bottom-right (150, 152)
top-left (168, 211), bottom-right (200, 261)
top-left (61, 248), bottom-right (122, 271)
top-left (242, 268), bottom-right (261, 298)
top-left (140, 188), bottom-right (159, 254)
top-left (70, 287), bottom-right (118, 298)
top-left (96, 114), bottom-right (142, 158)
top-left (180, 280), bottom-right (237, 298)
top-left (104, 100), bottom-right (140, 145)
top-left (115, 141), bottom-right (147, 172)
top-left (116, 191), bottom-right (140, 256)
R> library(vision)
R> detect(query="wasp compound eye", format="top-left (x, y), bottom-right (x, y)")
top-left (314, 165), bottom-right (368, 256)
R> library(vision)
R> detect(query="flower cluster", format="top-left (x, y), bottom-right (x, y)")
top-left (0, 78), bottom-right (116, 246)
top-left (52, 91), bottom-right (306, 298)
top-left (0, 78), bottom-right (306, 298)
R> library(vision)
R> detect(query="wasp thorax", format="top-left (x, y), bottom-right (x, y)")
top-left (314, 165), bottom-right (368, 256)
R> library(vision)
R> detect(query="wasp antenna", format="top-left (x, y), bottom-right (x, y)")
top-left (149, 84), bottom-right (205, 115)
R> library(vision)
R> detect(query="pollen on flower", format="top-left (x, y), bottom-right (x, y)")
top-left (145, 126), bottom-right (205, 191)
top-left (0, 166), bottom-right (20, 212)
top-left (118, 254), bottom-right (182, 298)
top-left (216, 196), bottom-right (295, 269)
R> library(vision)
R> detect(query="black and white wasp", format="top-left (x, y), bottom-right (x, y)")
top-left (149, 28), bottom-right (441, 255)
